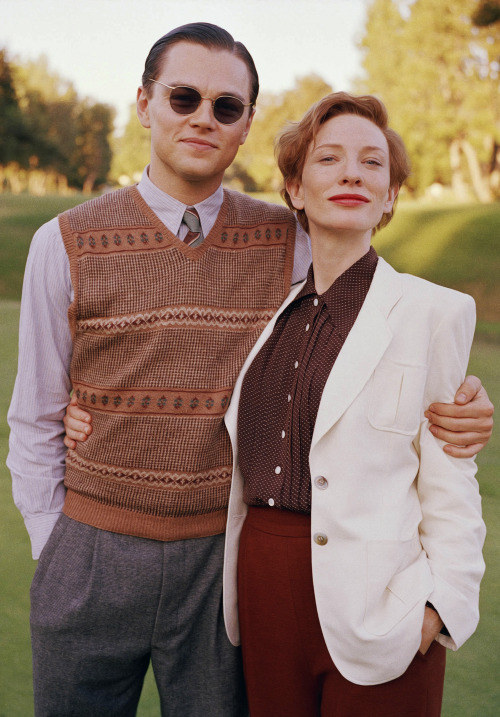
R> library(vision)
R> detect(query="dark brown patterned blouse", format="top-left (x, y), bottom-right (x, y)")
top-left (238, 246), bottom-right (378, 513)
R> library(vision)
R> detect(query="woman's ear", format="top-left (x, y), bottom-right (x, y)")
top-left (384, 185), bottom-right (399, 213)
top-left (286, 178), bottom-right (305, 211)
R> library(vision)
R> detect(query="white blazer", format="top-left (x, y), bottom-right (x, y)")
top-left (223, 257), bottom-right (486, 686)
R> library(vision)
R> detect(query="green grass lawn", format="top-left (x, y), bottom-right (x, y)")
top-left (1, 195), bottom-right (499, 715)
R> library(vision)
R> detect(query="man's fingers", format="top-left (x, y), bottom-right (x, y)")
top-left (63, 436), bottom-right (77, 449)
top-left (443, 443), bottom-right (484, 458)
top-left (429, 424), bottom-right (485, 447)
top-left (67, 407), bottom-right (92, 423)
top-left (425, 411), bottom-right (492, 433)
top-left (454, 375), bottom-right (482, 404)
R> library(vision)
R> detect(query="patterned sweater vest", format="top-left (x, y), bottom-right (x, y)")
top-left (59, 185), bottom-right (296, 541)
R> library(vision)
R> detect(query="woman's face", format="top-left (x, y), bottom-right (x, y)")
top-left (288, 114), bottom-right (397, 242)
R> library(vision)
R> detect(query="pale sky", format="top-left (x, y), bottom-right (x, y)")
top-left (1, 0), bottom-right (369, 130)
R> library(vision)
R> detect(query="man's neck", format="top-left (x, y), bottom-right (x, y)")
top-left (148, 163), bottom-right (223, 205)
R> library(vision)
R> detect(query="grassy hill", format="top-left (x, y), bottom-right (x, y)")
top-left (372, 202), bottom-right (500, 331)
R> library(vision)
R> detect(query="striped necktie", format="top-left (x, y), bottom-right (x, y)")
top-left (182, 206), bottom-right (204, 247)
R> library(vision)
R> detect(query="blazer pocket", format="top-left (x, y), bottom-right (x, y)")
top-left (364, 539), bottom-right (434, 636)
top-left (368, 361), bottom-right (427, 435)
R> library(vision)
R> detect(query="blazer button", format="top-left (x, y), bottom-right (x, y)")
top-left (313, 533), bottom-right (328, 546)
top-left (314, 476), bottom-right (328, 490)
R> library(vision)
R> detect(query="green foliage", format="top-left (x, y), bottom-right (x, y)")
top-left (0, 50), bottom-right (33, 167)
top-left (358, 0), bottom-right (500, 199)
top-left (472, 0), bottom-right (500, 26)
top-left (0, 51), bottom-right (114, 192)
top-left (71, 101), bottom-right (115, 192)
top-left (110, 104), bottom-right (150, 185)
top-left (232, 74), bottom-right (334, 192)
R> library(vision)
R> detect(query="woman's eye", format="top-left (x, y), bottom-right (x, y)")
top-left (365, 159), bottom-right (382, 166)
top-left (320, 156), bottom-right (337, 163)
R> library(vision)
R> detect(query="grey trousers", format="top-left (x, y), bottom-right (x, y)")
top-left (30, 515), bottom-right (247, 717)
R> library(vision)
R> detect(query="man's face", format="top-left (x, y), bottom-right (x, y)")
top-left (137, 41), bottom-right (255, 202)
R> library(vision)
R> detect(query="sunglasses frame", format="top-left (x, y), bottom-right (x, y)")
top-left (148, 79), bottom-right (253, 125)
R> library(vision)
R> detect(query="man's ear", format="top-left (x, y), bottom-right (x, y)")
top-left (136, 86), bottom-right (151, 129)
top-left (239, 107), bottom-right (256, 146)
top-left (286, 178), bottom-right (305, 211)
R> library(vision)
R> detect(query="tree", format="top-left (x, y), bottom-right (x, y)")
top-left (0, 50), bottom-right (32, 167)
top-left (71, 101), bottom-right (115, 193)
top-left (110, 104), bottom-right (150, 185)
top-left (357, 0), bottom-right (500, 201)
top-left (472, 0), bottom-right (500, 26)
top-left (234, 74), bottom-right (333, 192)
top-left (7, 54), bottom-right (115, 193)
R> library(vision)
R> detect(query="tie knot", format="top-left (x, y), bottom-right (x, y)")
top-left (182, 206), bottom-right (202, 234)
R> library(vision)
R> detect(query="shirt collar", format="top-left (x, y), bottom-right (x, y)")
top-left (296, 247), bottom-right (378, 330)
top-left (136, 166), bottom-right (224, 238)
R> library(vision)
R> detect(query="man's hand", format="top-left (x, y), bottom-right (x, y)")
top-left (419, 606), bottom-right (444, 655)
top-left (63, 395), bottom-right (93, 449)
top-left (425, 375), bottom-right (494, 458)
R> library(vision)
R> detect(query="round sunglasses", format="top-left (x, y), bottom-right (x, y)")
top-left (148, 79), bottom-right (253, 125)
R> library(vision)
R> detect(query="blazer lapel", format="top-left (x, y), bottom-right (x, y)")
top-left (311, 258), bottom-right (402, 450)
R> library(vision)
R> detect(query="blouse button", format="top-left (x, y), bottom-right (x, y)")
top-left (288, 394), bottom-right (292, 402)
top-left (281, 430), bottom-right (286, 439)
top-left (305, 324), bottom-right (310, 332)
top-left (313, 533), bottom-right (328, 546)
top-left (275, 466), bottom-right (282, 475)
top-left (313, 298), bottom-right (319, 306)
top-left (268, 498), bottom-right (275, 507)
top-left (294, 361), bottom-right (299, 369)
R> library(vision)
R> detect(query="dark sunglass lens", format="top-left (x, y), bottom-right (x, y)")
top-left (169, 86), bottom-right (201, 114)
top-left (213, 97), bottom-right (245, 124)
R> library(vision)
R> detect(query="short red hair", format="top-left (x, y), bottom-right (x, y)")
top-left (275, 92), bottom-right (411, 234)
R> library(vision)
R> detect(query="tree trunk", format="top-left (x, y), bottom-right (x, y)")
top-left (461, 139), bottom-right (494, 203)
top-left (82, 172), bottom-right (97, 194)
top-left (449, 140), bottom-right (469, 201)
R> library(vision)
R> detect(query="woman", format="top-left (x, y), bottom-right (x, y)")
top-left (221, 93), bottom-right (485, 716)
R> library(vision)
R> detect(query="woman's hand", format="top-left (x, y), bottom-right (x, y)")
top-left (425, 375), bottom-right (494, 457)
top-left (63, 395), bottom-right (93, 449)
top-left (419, 606), bottom-right (444, 655)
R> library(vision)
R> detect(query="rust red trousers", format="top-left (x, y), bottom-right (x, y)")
top-left (237, 507), bottom-right (446, 717)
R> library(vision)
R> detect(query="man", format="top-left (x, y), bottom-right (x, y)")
top-left (7, 22), bottom-right (493, 717)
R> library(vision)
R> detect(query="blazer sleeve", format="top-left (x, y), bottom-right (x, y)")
top-left (415, 292), bottom-right (486, 650)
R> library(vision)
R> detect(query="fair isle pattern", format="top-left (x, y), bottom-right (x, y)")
top-left (76, 305), bottom-right (276, 336)
top-left (70, 224), bottom-right (289, 255)
top-left (66, 451), bottom-right (232, 490)
top-left (73, 382), bottom-right (231, 416)
top-left (58, 186), bottom-right (296, 542)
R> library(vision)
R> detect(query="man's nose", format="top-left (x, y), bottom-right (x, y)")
top-left (189, 98), bottom-right (218, 128)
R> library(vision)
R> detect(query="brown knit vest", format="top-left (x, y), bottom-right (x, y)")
top-left (59, 185), bottom-right (296, 541)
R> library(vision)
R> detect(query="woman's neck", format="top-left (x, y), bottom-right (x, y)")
top-left (310, 229), bottom-right (372, 294)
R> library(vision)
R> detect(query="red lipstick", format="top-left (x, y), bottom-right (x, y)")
top-left (328, 193), bottom-right (369, 205)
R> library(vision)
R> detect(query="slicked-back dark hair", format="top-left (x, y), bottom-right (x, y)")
top-left (142, 22), bottom-right (259, 108)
